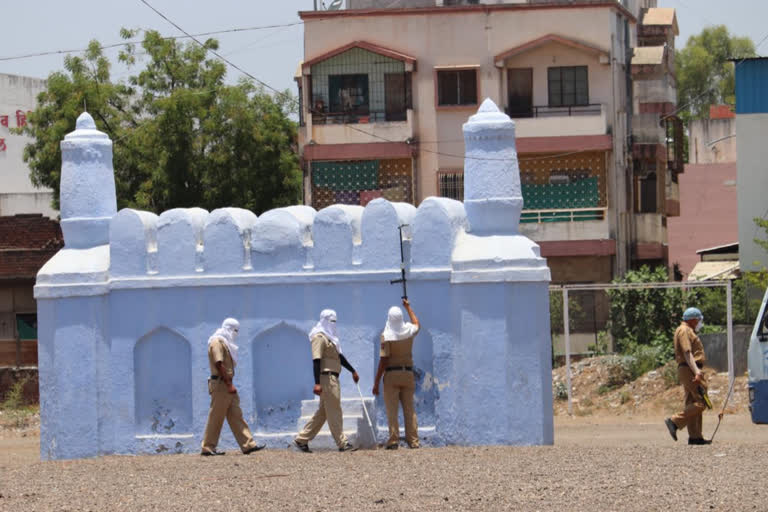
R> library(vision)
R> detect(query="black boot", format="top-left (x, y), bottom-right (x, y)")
top-left (664, 418), bottom-right (678, 441)
top-left (688, 438), bottom-right (712, 445)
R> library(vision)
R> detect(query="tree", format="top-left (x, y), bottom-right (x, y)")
top-left (755, 217), bottom-right (768, 256)
top-left (19, 30), bottom-right (301, 214)
top-left (606, 266), bottom-right (693, 354)
top-left (676, 26), bottom-right (756, 121)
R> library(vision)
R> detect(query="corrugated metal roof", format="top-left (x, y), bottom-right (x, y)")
top-left (633, 46), bottom-right (665, 65)
top-left (696, 242), bottom-right (739, 255)
top-left (687, 261), bottom-right (740, 281)
top-left (735, 58), bottom-right (768, 114)
top-left (642, 8), bottom-right (678, 34)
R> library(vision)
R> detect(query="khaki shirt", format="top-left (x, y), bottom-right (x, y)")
top-left (208, 337), bottom-right (235, 379)
top-left (380, 326), bottom-right (419, 367)
top-left (674, 322), bottom-right (706, 365)
top-left (311, 333), bottom-right (341, 374)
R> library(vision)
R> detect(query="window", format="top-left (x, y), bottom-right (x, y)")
top-left (437, 170), bottom-right (464, 201)
top-left (328, 74), bottom-right (369, 114)
top-left (437, 69), bottom-right (478, 107)
top-left (547, 66), bottom-right (589, 107)
top-left (507, 68), bottom-right (533, 118)
top-left (638, 173), bottom-right (658, 213)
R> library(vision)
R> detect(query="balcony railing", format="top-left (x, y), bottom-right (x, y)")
top-left (506, 104), bottom-right (602, 119)
top-left (310, 110), bottom-right (407, 125)
top-left (520, 208), bottom-right (607, 224)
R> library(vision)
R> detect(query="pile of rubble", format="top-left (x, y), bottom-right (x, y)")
top-left (552, 356), bottom-right (748, 417)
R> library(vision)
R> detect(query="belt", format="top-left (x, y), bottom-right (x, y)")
top-left (320, 371), bottom-right (339, 377)
top-left (386, 366), bottom-right (413, 372)
top-left (678, 361), bottom-right (704, 369)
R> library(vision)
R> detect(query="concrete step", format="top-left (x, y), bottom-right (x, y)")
top-left (297, 397), bottom-right (378, 449)
top-left (300, 396), bottom-right (375, 417)
top-left (296, 413), bottom-right (367, 433)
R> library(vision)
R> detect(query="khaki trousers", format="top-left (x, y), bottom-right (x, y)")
top-left (201, 379), bottom-right (258, 453)
top-left (671, 366), bottom-right (707, 439)
top-left (383, 370), bottom-right (419, 448)
top-left (295, 374), bottom-right (348, 449)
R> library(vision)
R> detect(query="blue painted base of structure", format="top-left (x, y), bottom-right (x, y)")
top-left (749, 380), bottom-right (768, 424)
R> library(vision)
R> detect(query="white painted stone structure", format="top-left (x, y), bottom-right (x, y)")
top-left (35, 100), bottom-right (553, 459)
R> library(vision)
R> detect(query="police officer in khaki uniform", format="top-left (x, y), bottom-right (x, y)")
top-left (665, 307), bottom-right (711, 445)
top-left (294, 309), bottom-right (359, 453)
top-left (372, 298), bottom-right (420, 449)
top-left (201, 318), bottom-right (265, 455)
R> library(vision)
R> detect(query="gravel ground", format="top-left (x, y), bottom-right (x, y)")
top-left (2, 415), bottom-right (767, 511)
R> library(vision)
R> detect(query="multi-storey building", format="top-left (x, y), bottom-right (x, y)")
top-left (0, 73), bottom-right (56, 219)
top-left (296, 0), bottom-right (681, 283)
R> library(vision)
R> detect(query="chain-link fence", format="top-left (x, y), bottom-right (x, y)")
top-left (551, 280), bottom-right (742, 415)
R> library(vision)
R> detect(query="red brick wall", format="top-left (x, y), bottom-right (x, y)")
top-left (0, 215), bottom-right (63, 280)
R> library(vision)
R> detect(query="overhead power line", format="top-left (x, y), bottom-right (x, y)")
top-left (137, 0), bottom-right (297, 106)
top-left (0, 22), bottom-right (303, 62)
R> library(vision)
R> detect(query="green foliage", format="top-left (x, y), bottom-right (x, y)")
top-left (0, 377), bottom-right (28, 410)
top-left (17, 30), bottom-right (301, 214)
top-left (597, 384), bottom-right (612, 396)
top-left (661, 361), bottom-right (679, 388)
top-left (588, 330), bottom-right (610, 356)
top-left (756, 217), bottom-right (768, 254)
top-left (553, 381), bottom-right (568, 401)
top-left (603, 355), bottom-right (634, 388)
top-left (625, 342), bottom-right (671, 379)
top-left (606, 266), bottom-right (691, 355)
top-left (676, 26), bottom-right (756, 121)
top-left (699, 323), bottom-right (725, 334)
top-left (689, 276), bottom-right (766, 328)
top-left (549, 290), bottom-right (585, 335)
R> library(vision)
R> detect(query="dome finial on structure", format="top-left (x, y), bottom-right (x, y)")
top-left (462, 98), bottom-right (522, 234)
top-left (59, 111), bottom-right (117, 248)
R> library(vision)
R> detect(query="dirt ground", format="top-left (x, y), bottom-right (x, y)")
top-left (3, 361), bottom-right (765, 511)
top-left (2, 414), bottom-right (767, 511)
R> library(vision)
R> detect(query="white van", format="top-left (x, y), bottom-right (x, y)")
top-left (748, 287), bottom-right (768, 423)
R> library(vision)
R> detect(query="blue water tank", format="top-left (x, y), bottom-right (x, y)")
top-left (735, 58), bottom-right (768, 114)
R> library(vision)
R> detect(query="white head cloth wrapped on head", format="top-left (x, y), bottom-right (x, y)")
top-left (309, 309), bottom-right (341, 353)
top-left (383, 306), bottom-right (418, 341)
top-left (209, 317), bottom-right (240, 365)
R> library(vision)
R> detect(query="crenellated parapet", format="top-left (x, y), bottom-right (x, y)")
top-left (102, 197), bottom-right (462, 279)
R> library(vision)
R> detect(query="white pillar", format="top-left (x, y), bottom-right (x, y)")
top-left (59, 112), bottom-right (117, 248)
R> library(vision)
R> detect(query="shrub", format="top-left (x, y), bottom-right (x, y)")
top-left (661, 362), bottom-right (679, 388)
top-left (553, 382), bottom-right (568, 401)
top-left (0, 377), bottom-right (28, 410)
top-left (603, 355), bottom-right (634, 388)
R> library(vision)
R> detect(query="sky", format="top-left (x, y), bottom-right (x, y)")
top-left (1, 0), bottom-right (766, 97)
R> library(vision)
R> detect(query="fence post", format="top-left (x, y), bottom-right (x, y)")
top-left (726, 279), bottom-right (734, 383)
top-left (563, 287), bottom-right (573, 415)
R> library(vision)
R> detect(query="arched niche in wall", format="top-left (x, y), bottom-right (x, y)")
top-left (133, 327), bottom-right (193, 434)
top-left (252, 323), bottom-right (313, 432)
